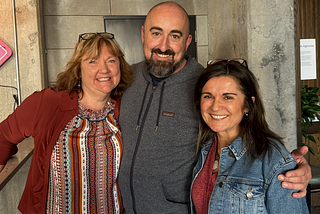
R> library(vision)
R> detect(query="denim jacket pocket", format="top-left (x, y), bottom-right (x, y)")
top-left (228, 179), bottom-right (265, 200)
top-left (225, 179), bottom-right (266, 213)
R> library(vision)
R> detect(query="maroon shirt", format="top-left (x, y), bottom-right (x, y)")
top-left (191, 137), bottom-right (218, 214)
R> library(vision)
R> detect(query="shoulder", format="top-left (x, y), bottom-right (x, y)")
top-left (267, 140), bottom-right (295, 164)
top-left (29, 88), bottom-right (78, 111)
top-left (130, 61), bottom-right (146, 73)
top-left (185, 55), bottom-right (204, 73)
top-left (262, 140), bottom-right (296, 183)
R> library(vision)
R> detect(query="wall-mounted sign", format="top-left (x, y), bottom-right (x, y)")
top-left (300, 39), bottom-right (317, 80)
top-left (0, 39), bottom-right (12, 67)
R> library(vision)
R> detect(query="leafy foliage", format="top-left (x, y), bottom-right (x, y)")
top-left (301, 85), bottom-right (320, 155)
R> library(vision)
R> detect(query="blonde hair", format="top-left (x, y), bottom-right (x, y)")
top-left (51, 34), bottom-right (132, 100)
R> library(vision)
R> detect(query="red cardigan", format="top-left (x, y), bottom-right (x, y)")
top-left (0, 88), bottom-right (120, 214)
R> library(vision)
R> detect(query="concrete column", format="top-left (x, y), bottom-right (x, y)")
top-left (247, 0), bottom-right (296, 151)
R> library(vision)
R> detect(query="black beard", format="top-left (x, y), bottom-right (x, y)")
top-left (145, 48), bottom-right (185, 77)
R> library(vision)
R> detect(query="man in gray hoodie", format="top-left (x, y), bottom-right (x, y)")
top-left (118, 1), bottom-right (311, 214)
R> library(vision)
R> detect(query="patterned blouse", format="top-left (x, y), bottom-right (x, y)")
top-left (46, 101), bottom-right (122, 214)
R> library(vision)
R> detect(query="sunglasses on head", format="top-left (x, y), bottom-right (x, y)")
top-left (207, 58), bottom-right (248, 68)
top-left (78, 32), bottom-right (114, 43)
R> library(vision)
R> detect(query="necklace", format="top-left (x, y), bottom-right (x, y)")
top-left (212, 151), bottom-right (220, 172)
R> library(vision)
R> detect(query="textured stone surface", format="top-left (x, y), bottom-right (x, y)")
top-left (208, 0), bottom-right (248, 59)
top-left (174, 0), bottom-right (208, 15)
top-left (47, 49), bottom-right (74, 83)
top-left (247, 0), bottom-right (296, 150)
top-left (44, 16), bottom-right (105, 49)
top-left (197, 45), bottom-right (208, 68)
top-left (196, 15), bottom-right (208, 46)
top-left (111, 0), bottom-right (161, 15)
top-left (43, 0), bottom-right (110, 16)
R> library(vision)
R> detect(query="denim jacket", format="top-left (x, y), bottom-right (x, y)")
top-left (190, 137), bottom-right (309, 214)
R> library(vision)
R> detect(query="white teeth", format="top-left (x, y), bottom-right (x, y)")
top-left (211, 114), bottom-right (227, 119)
top-left (97, 78), bottom-right (110, 81)
top-left (157, 53), bottom-right (170, 58)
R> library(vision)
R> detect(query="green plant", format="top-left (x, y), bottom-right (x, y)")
top-left (301, 85), bottom-right (320, 155)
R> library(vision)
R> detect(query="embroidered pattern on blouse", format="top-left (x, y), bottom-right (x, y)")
top-left (46, 101), bottom-right (122, 214)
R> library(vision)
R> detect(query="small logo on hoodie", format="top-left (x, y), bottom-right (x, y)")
top-left (162, 112), bottom-right (175, 117)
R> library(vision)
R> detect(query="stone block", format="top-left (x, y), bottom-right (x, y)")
top-left (44, 16), bottom-right (105, 49)
top-left (111, 0), bottom-right (161, 15)
top-left (46, 49), bottom-right (74, 83)
top-left (43, 0), bottom-right (111, 16)
top-left (197, 45), bottom-right (208, 68)
top-left (196, 16), bottom-right (208, 46)
top-left (174, 0), bottom-right (207, 15)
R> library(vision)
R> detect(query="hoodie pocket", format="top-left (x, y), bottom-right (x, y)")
top-left (161, 179), bottom-right (190, 204)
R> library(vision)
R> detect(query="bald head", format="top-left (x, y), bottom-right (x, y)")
top-left (146, 2), bottom-right (190, 34)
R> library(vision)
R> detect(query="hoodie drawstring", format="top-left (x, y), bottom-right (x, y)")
top-left (155, 81), bottom-right (166, 132)
top-left (136, 82), bottom-right (150, 130)
top-left (135, 81), bottom-right (166, 132)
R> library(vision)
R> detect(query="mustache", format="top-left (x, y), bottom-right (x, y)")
top-left (151, 48), bottom-right (175, 56)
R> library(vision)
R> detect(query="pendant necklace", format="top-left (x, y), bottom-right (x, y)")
top-left (212, 150), bottom-right (220, 173)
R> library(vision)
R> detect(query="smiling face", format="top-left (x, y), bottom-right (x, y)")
top-left (142, 2), bottom-right (192, 77)
top-left (200, 76), bottom-right (248, 139)
top-left (80, 42), bottom-right (121, 101)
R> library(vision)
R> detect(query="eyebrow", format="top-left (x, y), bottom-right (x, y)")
top-left (201, 92), bottom-right (238, 96)
top-left (150, 27), bottom-right (183, 36)
top-left (223, 93), bottom-right (237, 96)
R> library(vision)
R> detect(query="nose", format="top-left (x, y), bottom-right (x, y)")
top-left (99, 62), bottom-right (110, 73)
top-left (159, 36), bottom-right (170, 52)
top-left (210, 98), bottom-right (222, 111)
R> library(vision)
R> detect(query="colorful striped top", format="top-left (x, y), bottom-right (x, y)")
top-left (46, 101), bottom-right (122, 214)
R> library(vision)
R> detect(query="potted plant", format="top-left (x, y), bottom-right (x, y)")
top-left (301, 85), bottom-right (320, 155)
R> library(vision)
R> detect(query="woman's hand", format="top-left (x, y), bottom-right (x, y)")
top-left (277, 146), bottom-right (312, 198)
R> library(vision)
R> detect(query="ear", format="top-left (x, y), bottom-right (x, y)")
top-left (141, 26), bottom-right (145, 43)
top-left (185, 34), bottom-right (192, 50)
top-left (251, 96), bottom-right (255, 103)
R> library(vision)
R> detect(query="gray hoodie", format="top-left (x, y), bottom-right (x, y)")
top-left (119, 55), bottom-right (204, 214)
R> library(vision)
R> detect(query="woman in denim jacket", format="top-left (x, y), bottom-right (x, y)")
top-left (191, 59), bottom-right (309, 214)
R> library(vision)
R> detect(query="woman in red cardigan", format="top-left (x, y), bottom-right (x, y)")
top-left (0, 32), bottom-right (132, 213)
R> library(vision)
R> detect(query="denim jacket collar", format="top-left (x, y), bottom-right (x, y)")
top-left (226, 136), bottom-right (247, 161)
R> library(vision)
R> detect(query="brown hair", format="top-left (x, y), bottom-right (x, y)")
top-left (51, 34), bottom-right (132, 100)
top-left (194, 60), bottom-right (283, 159)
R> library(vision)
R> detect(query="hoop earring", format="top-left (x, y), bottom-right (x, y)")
top-left (78, 78), bottom-right (81, 88)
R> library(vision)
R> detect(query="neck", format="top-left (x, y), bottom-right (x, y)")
top-left (79, 92), bottom-right (110, 111)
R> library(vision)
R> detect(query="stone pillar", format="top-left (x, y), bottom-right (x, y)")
top-left (247, 0), bottom-right (296, 151)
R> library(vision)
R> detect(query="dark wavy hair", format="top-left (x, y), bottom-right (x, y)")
top-left (194, 60), bottom-right (283, 159)
top-left (51, 34), bottom-right (132, 100)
